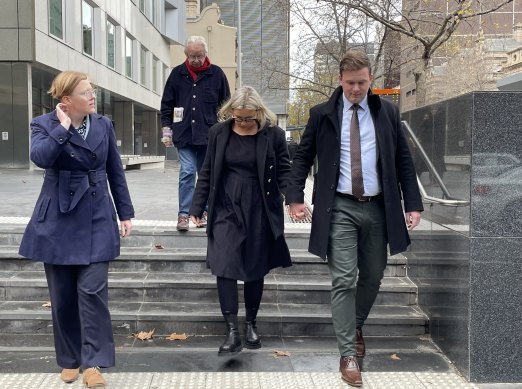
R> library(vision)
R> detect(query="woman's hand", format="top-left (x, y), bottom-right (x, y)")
top-left (56, 103), bottom-right (71, 129)
top-left (120, 220), bottom-right (133, 237)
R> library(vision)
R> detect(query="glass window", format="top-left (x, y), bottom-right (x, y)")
top-left (139, 0), bottom-right (145, 12)
top-left (107, 20), bottom-right (115, 68)
top-left (126, 35), bottom-right (133, 78)
top-left (82, 1), bottom-right (93, 56)
top-left (152, 57), bottom-right (159, 92)
top-left (140, 45), bottom-right (147, 86)
top-left (49, 0), bottom-right (63, 39)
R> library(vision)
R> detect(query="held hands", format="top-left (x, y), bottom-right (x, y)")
top-left (190, 215), bottom-right (202, 227)
top-left (56, 103), bottom-right (71, 129)
top-left (405, 211), bottom-right (421, 230)
top-left (120, 220), bottom-right (133, 237)
top-left (288, 203), bottom-right (310, 221)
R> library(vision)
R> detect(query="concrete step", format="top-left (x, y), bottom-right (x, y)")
top-left (0, 245), bottom-right (407, 277)
top-left (0, 300), bottom-right (428, 337)
top-left (0, 271), bottom-right (417, 306)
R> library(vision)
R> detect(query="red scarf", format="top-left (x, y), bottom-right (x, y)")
top-left (185, 57), bottom-right (211, 81)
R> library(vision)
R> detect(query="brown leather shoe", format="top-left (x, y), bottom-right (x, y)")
top-left (356, 327), bottom-right (365, 358)
top-left (177, 214), bottom-right (189, 231)
top-left (60, 368), bottom-right (80, 383)
top-left (340, 356), bottom-right (362, 387)
top-left (83, 367), bottom-right (106, 388)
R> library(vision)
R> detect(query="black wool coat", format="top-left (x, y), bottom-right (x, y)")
top-left (189, 120), bottom-right (291, 240)
top-left (285, 87), bottom-right (423, 259)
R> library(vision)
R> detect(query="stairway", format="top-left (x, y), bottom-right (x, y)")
top-left (0, 225), bottom-right (428, 340)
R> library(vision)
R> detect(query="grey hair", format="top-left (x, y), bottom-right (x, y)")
top-left (184, 36), bottom-right (208, 54)
top-left (219, 86), bottom-right (277, 129)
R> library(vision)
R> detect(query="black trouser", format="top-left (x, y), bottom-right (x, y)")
top-left (217, 276), bottom-right (264, 319)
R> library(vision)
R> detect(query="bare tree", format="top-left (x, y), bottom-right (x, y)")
top-left (320, 0), bottom-right (514, 107)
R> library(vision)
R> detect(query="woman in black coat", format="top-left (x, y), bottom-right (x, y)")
top-left (190, 86), bottom-right (292, 355)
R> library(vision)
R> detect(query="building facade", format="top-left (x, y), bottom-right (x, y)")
top-left (0, 0), bottom-right (185, 168)
top-left (201, 0), bottom-right (290, 127)
top-left (400, 0), bottom-right (522, 111)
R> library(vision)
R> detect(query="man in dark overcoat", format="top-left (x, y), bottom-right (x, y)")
top-left (286, 50), bottom-right (423, 387)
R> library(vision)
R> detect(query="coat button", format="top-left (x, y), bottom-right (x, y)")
top-left (330, 184), bottom-right (335, 189)
top-left (192, 107), bottom-right (196, 111)
top-left (58, 137), bottom-right (64, 142)
top-left (266, 192), bottom-right (270, 195)
top-left (268, 179), bottom-right (272, 183)
top-left (192, 120), bottom-right (195, 123)
top-left (91, 152), bottom-right (96, 158)
top-left (193, 83), bottom-right (197, 87)
top-left (69, 191), bottom-right (74, 196)
top-left (193, 95), bottom-right (196, 98)
top-left (269, 165), bottom-right (273, 169)
top-left (92, 191), bottom-right (96, 196)
top-left (326, 208), bottom-right (331, 213)
top-left (333, 162), bottom-right (337, 166)
top-left (70, 152), bottom-right (75, 157)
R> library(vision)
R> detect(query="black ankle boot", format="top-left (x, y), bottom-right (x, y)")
top-left (218, 312), bottom-right (243, 356)
top-left (245, 308), bottom-right (261, 349)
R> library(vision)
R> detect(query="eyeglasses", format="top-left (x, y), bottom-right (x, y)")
top-left (188, 55), bottom-right (205, 61)
top-left (74, 89), bottom-right (97, 98)
top-left (232, 116), bottom-right (257, 124)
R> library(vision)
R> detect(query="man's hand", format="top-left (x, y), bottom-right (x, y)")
top-left (288, 203), bottom-right (309, 221)
top-left (405, 211), bottom-right (421, 230)
top-left (190, 215), bottom-right (202, 227)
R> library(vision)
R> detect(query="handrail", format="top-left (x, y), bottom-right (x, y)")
top-left (402, 120), bottom-right (469, 207)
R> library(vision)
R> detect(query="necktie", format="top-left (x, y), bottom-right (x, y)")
top-left (350, 104), bottom-right (364, 198)
top-left (76, 118), bottom-right (87, 139)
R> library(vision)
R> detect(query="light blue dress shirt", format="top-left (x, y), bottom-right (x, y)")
top-left (337, 94), bottom-right (381, 196)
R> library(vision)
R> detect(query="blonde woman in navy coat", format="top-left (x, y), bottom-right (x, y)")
top-left (19, 71), bottom-right (134, 388)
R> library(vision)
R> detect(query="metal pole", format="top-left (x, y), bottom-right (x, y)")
top-left (237, 0), bottom-right (242, 87)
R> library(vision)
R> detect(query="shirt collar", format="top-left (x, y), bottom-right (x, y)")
top-left (342, 93), bottom-right (369, 112)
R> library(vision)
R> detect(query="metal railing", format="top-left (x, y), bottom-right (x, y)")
top-left (402, 120), bottom-right (469, 207)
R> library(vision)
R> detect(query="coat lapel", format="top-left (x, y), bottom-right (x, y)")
top-left (213, 122), bottom-right (231, 188)
top-left (85, 114), bottom-right (106, 151)
top-left (324, 87), bottom-right (343, 139)
top-left (256, 128), bottom-right (269, 187)
top-left (50, 110), bottom-right (92, 150)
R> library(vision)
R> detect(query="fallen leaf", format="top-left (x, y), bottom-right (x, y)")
top-left (272, 349), bottom-right (291, 357)
top-left (132, 329), bottom-right (155, 341)
top-left (42, 301), bottom-right (52, 308)
top-left (154, 244), bottom-right (164, 249)
top-left (166, 332), bottom-right (189, 341)
top-left (391, 353), bottom-right (401, 360)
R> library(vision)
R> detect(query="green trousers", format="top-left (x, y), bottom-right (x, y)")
top-left (326, 194), bottom-right (388, 357)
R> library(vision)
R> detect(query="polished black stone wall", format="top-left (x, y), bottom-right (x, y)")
top-left (403, 92), bottom-right (522, 383)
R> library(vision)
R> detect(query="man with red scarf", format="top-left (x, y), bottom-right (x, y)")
top-left (161, 36), bottom-right (230, 231)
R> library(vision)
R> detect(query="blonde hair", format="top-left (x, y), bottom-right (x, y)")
top-left (219, 86), bottom-right (277, 129)
top-left (339, 50), bottom-right (372, 75)
top-left (48, 71), bottom-right (89, 99)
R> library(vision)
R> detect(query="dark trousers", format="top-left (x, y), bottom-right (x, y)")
top-left (217, 276), bottom-right (264, 318)
top-left (44, 262), bottom-right (115, 370)
top-left (326, 194), bottom-right (388, 357)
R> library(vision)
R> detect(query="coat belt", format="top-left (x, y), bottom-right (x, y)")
top-left (44, 169), bottom-right (107, 213)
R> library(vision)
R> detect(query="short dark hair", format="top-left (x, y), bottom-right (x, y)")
top-left (339, 50), bottom-right (372, 75)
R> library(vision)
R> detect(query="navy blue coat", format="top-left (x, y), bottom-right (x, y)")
top-left (160, 63), bottom-right (230, 148)
top-left (286, 87), bottom-right (423, 258)
top-left (19, 111), bottom-right (135, 265)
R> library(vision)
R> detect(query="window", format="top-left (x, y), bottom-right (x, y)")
top-left (49, 0), bottom-right (63, 39)
top-left (152, 56), bottom-right (159, 92)
top-left (140, 45), bottom-right (147, 86)
top-left (139, 0), bottom-right (145, 12)
top-left (82, 1), bottom-right (94, 56)
top-left (107, 20), bottom-right (115, 68)
top-left (125, 35), bottom-right (133, 78)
